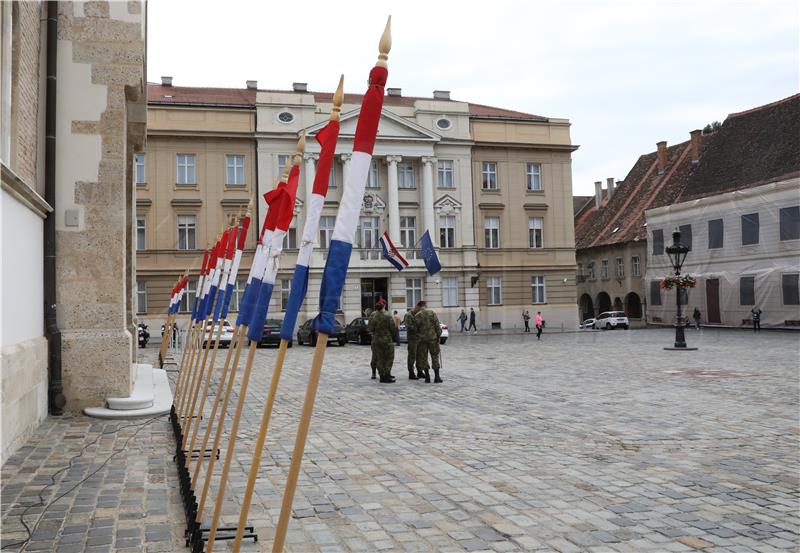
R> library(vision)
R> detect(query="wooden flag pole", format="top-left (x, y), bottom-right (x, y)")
top-left (178, 312), bottom-right (212, 424)
top-left (181, 320), bottom-right (224, 449)
top-left (272, 19), bottom-right (391, 552)
top-left (173, 321), bottom-right (199, 414)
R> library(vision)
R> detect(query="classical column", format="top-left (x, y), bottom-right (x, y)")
top-left (385, 155), bottom-right (402, 242)
top-left (340, 153), bottom-right (352, 187)
top-left (421, 156), bottom-right (437, 244)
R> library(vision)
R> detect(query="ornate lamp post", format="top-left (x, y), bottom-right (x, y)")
top-left (664, 229), bottom-right (696, 350)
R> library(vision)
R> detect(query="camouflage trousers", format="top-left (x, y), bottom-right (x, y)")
top-left (415, 338), bottom-right (441, 373)
top-left (407, 338), bottom-right (418, 371)
top-left (370, 340), bottom-right (395, 378)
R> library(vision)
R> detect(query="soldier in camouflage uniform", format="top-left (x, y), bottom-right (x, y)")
top-left (415, 301), bottom-right (443, 384)
top-left (403, 305), bottom-right (420, 380)
top-left (368, 299), bottom-right (396, 383)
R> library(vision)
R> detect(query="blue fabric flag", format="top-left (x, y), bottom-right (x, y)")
top-left (420, 230), bottom-right (441, 275)
top-left (311, 239), bottom-right (352, 335)
top-left (280, 265), bottom-right (309, 341)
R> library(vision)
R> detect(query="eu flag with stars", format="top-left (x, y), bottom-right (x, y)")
top-left (420, 230), bottom-right (441, 275)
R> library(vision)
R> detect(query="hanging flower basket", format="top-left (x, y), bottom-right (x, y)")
top-left (660, 275), bottom-right (697, 290)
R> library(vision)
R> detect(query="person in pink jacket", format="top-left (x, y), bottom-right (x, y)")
top-left (534, 311), bottom-right (543, 340)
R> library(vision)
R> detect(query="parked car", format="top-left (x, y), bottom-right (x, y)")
top-left (580, 318), bottom-right (597, 329)
top-left (259, 318), bottom-right (291, 348)
top-left (345, 317), bottom-right (372, 345)
top-left (297, 318), bottom-right (346, 346)
top-left (398, 323), bottom-right (449, 344)
top-left (594, 311), bottom-right (629, 330)
top-left (202, 319), bottom-right (234, 348)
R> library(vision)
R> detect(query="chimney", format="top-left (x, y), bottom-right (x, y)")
top-left (433, 90), bottom-right (451, 100)
top-left (594, 181), bottom-right (603, 209)
top-left (246, 80), bottom-right (258, 90)
top-left (606, 177), bottom-right (615, 201)
top-left (387, 87), bottom-right (402, 97)
top-left (292, 82), bottom-right (308, 92)
top-left (161, 76), bottom-right (173, 87)
top-left (656, 141), bottom-right (667, 174)
top-left (690, 129), bottom-right (702, 164)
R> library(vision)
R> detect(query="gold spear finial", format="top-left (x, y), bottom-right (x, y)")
top-left (377, 16), bottom-right (391, 68)
top-left (331, 75), bottom-right (344, 122)
top-left (292, 131), bottom-right (306, 166)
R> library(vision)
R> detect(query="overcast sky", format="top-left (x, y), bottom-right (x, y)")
top-left (147, 0), bottom-right (799, 196)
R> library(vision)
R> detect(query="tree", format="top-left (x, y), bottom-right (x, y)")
top-left (703, 121), bottom-right (722, 134)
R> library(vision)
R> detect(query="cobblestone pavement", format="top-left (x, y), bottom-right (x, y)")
top-left (2, 328), bottom-right (798, 552)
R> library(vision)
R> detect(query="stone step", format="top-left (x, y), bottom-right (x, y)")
top-left (84, 368), bottom-right (172, 419)
top-left (107, 363), bottom-right (154, 410)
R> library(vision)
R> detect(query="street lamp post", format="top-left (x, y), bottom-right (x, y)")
top-left (664, 229), bottom-right (696, 350)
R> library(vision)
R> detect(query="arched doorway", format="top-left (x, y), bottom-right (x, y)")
top-left (579, 294), bottom-right (594, 321)
top-left (596, 292), bottom-right (612, 314)
top-left (624, 292), bottom-right (642, 319)
top-left (613, 297), bottom-right (623, 311)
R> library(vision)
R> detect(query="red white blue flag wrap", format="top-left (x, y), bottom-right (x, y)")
top-left (313, 65), bottom-right (388, 335)
top-left (191, 249), bottom-right (210, 323)
top-left (236, 199), bottom-right (276, 327)
top-left (220, 214), bottom-right (250, 320)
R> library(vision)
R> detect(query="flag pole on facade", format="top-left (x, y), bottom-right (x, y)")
top-left (271, 18), bottom-right (391, 553)
top-left (205, 133), bottom-right (305, 552)
top-left (231, 76), bottom-right (344, 553)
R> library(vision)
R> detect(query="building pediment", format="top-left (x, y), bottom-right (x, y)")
top-left (305, 108), bottom-right (440, 143)
top-left (361, 192), bottom-right (386, 214)
top-left (434, 194), bottom-right (462, 214)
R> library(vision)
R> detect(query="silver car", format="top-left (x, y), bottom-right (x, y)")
top-left (593, 311), bottom-right (629, 330)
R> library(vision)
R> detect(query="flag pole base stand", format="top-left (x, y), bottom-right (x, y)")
top-left (188, 526), bottom-right (258, 551)
top-left (183, 448), bottom-right (219, 460)
top-left (663, 347), bottom-right (699, 351)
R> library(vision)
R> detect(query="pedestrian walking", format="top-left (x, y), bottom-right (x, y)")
top-left (534, 311), bottom-right (543, 340)
top-left (392, 310), bottom-right (401, 345)
top-left (368, 299), bottom-right (396, 383)
top-left (751, 306), bottom-right (762, 332)
top-left (468, 307), bottom-right (477, 333)
top-left (458, 309), bottom-right (467, 333)
top-left (692, 307), bottom-right (702, 330)
top-left (415, 301), bottom-right (443, 383)
top-left (403, 306), bottom-right (420, 380)
top-left (523, 310), bottom-right (531, 333)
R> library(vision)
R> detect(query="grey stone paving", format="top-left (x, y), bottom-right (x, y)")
top-left (2, 328), bottom-right (798, 552)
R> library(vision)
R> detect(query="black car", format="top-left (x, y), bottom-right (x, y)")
top-left (345, 317), bottom-right (372, 345)
top-left (258, 318), bottom-right (292, 348)
top-left (296, 319), bottom-right (346, 346)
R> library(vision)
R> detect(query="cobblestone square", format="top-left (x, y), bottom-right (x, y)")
top-left (2, 329), bottom-right (798, 552)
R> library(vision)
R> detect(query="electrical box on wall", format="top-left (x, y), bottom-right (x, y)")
top-left (65, 209), bottom-right (80, 227)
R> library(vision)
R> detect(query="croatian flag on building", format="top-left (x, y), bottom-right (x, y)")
top-left (220, 214), bottom-right (251, 320)
top-left (379, 231), bottom-right (408, 272)
top-left (312, 42), bottom-right (389, 335)
top-left (280, 89), bottom-right (342, 342)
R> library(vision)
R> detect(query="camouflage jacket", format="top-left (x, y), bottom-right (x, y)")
top-left (368, 310), bottom-right (396, 342)
top-left (415, 309), bottom-right (442, 341)
top-left (403, 311), bottom-right (418, 339)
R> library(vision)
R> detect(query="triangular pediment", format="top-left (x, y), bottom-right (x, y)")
top-left (305, 108), bottom-right (440, 142)
top-left (434, 194), bottom-right (462, 213)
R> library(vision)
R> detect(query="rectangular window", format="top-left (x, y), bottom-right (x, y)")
top-left (708, 219), bottom-right (724, 249)
top-left (531, 275), bottom-right (546, 304)
top-left (136, 216), bottom-right (146, 250)
top-left (616, 257), bottom-right (624, 278)
top-left (442, 276), bottom-right (458, 307)
top-left (679, 224), bottom-right (692, 251)
top-left (783, 273), bottom-right (800, 305)
top-left (484, 216), bottom-right (500, 249)
top-left (405, 278), bottom-right (422, 309)
top-left (277, 154), bottom-right (291, 177)
top-left (779, 206), bottom-right (800, 241)
top-left (357, 216), bottom-right (380, 249)
top-left (437, 160), bottom-right (454, 188)
top-left (526, 163), bottom-right (542, 191)
top-left (741, 213), bottom-right (759, 245)
top-left (176, 154), bottom-right (196, 185)
top-left (134, 153), bottom-right (146, 185)
top-left (135, 281), bottom-right (147, 314)
top-left (366, 159), bottom-right (379, 188)
top-left (226, 154), bottom-right (245, 185)
top-left (652, 229), bottom-right (664, 255)
top-left (481, 162), bottom-right (497, 190)
top-left (528, 217), bottom-right (543, 249)
top-left (280, 279), bottom-right (291, 311)
top-left (601, 259), bottom-right (609, 280)
top-left (180, 279), bottom-right (197, 313)
top-left (632, 256), bottom-right (641, 277)
top-left (282, 218), bottom-right (297, 249)
top-left (328, 163), bottom-right (337, 188)
top-left (650, 280), bottom-right (662, 306)
top-left (587, 261), bottom-right (596, 281)
top-left (177, 215), bottom-right (197, 250)
top-left (319, 216), bottom-right (336, 249)
top-left (739, 276), bottom-right (755, 306)
top-left (439, 215), bottom-right (456, 249)
top-left (487, 276), bottom-right (502, 305)
top-left (229, 279), bottom-right (245, 312)
top-left (398, 162), bottom-right (414, 189)
top-left (400, 216), bottom-right (416, 249)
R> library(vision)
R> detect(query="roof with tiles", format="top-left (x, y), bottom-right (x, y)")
top-left (574, 93), bottom-right (800, 252)
top-left (147, 83), bottom-right (547, 120)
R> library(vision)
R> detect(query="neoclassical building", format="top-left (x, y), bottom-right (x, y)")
top-left (138, 81), bottom-right (578, 330)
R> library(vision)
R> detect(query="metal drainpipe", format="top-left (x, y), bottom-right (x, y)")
top-left (44, 0), bottom-right (65, 415)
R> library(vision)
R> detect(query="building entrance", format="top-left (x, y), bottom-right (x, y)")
top-left (361, 278), bottom-right (388, 313)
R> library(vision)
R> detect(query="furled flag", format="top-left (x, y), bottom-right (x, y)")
top-left (420, 230), bottom-right (441, 275)
top-left (220, 214), bottom-right (251, 320)
top-left (191, 249), bottom-right (210, 323)
top-left (236, 196), bottom-right (278, 327)
top-left (213, 225), bottom-right (238, 322)
top-left (379, 231), bottom-right (408, 272)
top-left (203, 230), bottom-right (228, 320)
top-left (175, 275), bottom-right (188, 315)
top-left (312, 47), bottom-right (389, 335)
top-left (280, 85), bottom-right (342, 342)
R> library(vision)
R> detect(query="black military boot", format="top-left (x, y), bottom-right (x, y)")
top-left (379, 375), bottom-right (394, 383)
top-left (416, 369), bottom-right (425, 379)
top-left (408, 369), bottom-right (418, 380)
top-left (433, 369), bottom-right (443, 383)
top-left (371, 367), bottom-right (376, 380)
top-left (424, 369), bottom-right (431, 383)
